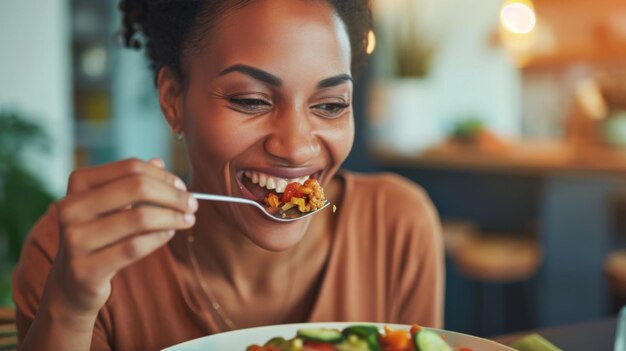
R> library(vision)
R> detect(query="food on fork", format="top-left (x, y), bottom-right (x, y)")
top-left (264, 179), bottom-right (326, 214)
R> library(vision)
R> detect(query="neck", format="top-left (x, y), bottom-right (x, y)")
top-left (168, 174), bottom-right (343, 328)
top-left (190, 202), bottom-right (299, 279)
top-left (176, 173), bottom-right (342, 284)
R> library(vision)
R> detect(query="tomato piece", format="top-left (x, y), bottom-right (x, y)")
top-left (281, 182), bottom-right (303, 203)
top-left (380, 327), bottom-right (411, 350)
top-left (410, 324), bottom-right (421, 336)
top-left (246, 346), bottom-right (281, 351)
top-left (459, 348), bottom-right (474, 351)
top-left (302, 341), bottom-right (337, 351)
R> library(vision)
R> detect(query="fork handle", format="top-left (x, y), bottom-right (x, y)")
top-left (191, 192), bottom-right (258, 206)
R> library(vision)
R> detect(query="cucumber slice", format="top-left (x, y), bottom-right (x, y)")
top-left (415, 330), bottom-right (452, 351)
top-left (336, 334), bottom-right (371, 351)
top-left (264, 336), bottom-right (288, 347)
top-left (341, 325), bottom-right (381, 351)
top-left (297, 328), bottom-right (344, 343)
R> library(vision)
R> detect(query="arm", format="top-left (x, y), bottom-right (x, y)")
top-left (13, 158), bottom-right (197, 350)
top-left (14, 205), bottom-right (108, 351)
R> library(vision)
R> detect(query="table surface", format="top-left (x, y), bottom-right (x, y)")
top-left (371, 141), bottom-right (626, 175)
top-left (492, 317), bottom-right (617, 350)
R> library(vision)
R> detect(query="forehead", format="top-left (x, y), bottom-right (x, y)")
top-left (192, 0), bottom-right (352, 81)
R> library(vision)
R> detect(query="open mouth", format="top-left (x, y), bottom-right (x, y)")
top-left (236, 169), bottom-right (322, 203)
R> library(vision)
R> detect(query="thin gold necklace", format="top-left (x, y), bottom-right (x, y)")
top-left (185, 232), bottom-right (297, 331)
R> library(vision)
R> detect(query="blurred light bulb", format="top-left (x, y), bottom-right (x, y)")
top-left (500, 0), bottom-right (536, 34)
top-left (366, 30), bottom-right (376, 55)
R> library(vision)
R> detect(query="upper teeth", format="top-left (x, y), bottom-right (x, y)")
top-left (244, 171), bottom-right (310, 193)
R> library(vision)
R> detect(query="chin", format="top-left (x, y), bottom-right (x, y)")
top-left (240, 218), bottom-right (310, 252)
top-left (221, 197), bottom-right (312, 252)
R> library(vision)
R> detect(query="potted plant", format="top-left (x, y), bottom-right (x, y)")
top-left (368, 0), bottom-right (449, 154)
top-left (0, 111), bottom-right (55, 306)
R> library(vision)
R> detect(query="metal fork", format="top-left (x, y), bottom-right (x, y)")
top-left (191, 193), bottom-right (330, 222)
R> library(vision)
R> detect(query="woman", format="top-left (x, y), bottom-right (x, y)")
top-left (12, 0), bottom-right (444, 350)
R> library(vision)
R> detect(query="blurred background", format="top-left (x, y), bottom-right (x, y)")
top-left (2, 0), bottom-right (626, 339)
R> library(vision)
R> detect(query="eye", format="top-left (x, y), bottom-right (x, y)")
top-left (311, 101), bottom-right (351, 118)
top-left (228, 97), bottom-right (272, 114)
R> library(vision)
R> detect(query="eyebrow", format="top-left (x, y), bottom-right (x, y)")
top-left (218, 64), bottom-right (283, 87)
top-left (217, 64), bottom-right (352, 89)
top-left (316, 74), bottom-right (353, 89)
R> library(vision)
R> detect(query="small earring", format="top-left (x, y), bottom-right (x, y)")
top-left (176, 133), bottom-right (183, 141)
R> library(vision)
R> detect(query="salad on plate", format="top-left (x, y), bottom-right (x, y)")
top-left (246, 324), bottom-right (462, 351)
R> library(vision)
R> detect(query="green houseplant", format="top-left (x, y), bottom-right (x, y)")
top-left (367, 0), bottom-right (450, 154)
top-left (0, 111), bottom-right (55, 306)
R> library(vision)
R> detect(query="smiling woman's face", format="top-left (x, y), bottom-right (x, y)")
top-left (160, 0), bottom-right (355, 251)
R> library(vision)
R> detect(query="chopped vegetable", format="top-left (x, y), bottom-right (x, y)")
top-left (380, 326), bottom-right (411, 350)
top-left (342, 325), bottom-right (381, 351)
top-left (265, 193), bottom-right (281, 208)
top-left (414, 330), bottom-right (451, 351)
top-left (302, 341), bottom-right (337, 351)
top-left (410, 325), bottom-right (422, 336)
top-left (282, 182), bottom-right (303, 203)
top-left (264, 179), bottom-right (326, 214)
top-left (336, 335), bottom-right (370, 351)
top-left (247, 324), bottom-right (457, 351)
top-left (247, 345), bottom-right (283, 351)
top-left (297, 328), bottom-right (344, 343)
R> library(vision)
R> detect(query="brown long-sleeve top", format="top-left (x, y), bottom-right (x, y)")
top-left (13, 171), bottom-right (444, 350)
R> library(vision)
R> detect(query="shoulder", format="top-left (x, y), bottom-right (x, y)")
top-left (342, 171), bottom-right (436, 221)
top-left (340, 171), bottom-right (442, 253)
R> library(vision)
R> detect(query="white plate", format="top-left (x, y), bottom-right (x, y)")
top-left (163, 322), bottom-right (515, 350)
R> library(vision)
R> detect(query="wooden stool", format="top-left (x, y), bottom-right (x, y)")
top-left (604, 250), bottom-right (626, 312)
top-left (0, 307), bottom-right (17, 351)
top-left (448, 232), bottom-right (542, 336)
top-left (453, 234), bottom-right (542, 283)
top-left (442, 220), bottom-right (477, 256)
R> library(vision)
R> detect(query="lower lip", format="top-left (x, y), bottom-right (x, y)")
top-left (235, 173), bottom-right (260, 201)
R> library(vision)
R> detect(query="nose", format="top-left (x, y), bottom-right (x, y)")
top-left (264, 107), bottom-right (321, 165)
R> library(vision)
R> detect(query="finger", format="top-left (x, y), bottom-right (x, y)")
top-left (70, 206), bottom-right (195, 253)
top-left (148, 158), bottom-right (165, 169)
top-left (88, 230), bottom-right (177, 281)
top-left (67, 158), bottom-right (185, 194)
top-left (61, 174), bottom-right (197, 223)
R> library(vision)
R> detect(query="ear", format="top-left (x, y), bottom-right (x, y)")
top-left (157, 67), bottom-right (184, 134)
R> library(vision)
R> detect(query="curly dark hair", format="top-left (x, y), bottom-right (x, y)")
top-left (118, 0), bottom-right (372, 84)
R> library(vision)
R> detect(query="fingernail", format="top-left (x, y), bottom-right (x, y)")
top-left (150, 158), bottom-right (165, 168)
top-left (184, 213), bottom-right (195, 224)
top-left (175, 178), bottom-right (187, 191)
top-left (167, 229), bottom-right (175, 237)
top-left (188, 196), bottom-right (198, 211)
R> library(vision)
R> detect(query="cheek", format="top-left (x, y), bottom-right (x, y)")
top-left (321, 116), bottom-right (355, 163)
top-left (184, 102), bottom-right (258, 163)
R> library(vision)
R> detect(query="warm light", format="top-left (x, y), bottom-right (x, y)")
top-left (576, 79), bottom-right (608, 120)
top-left (366, 30), bottom-right (376, 55)
top-left (500, 0), bottom-right (536, 34)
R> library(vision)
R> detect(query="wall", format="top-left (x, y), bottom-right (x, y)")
top-left (0, 0), bottom-right (72, 197)
top-left (109, 4), bottom-right (173, 170)
top-left (367, 0), bottom-right (522, 155)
